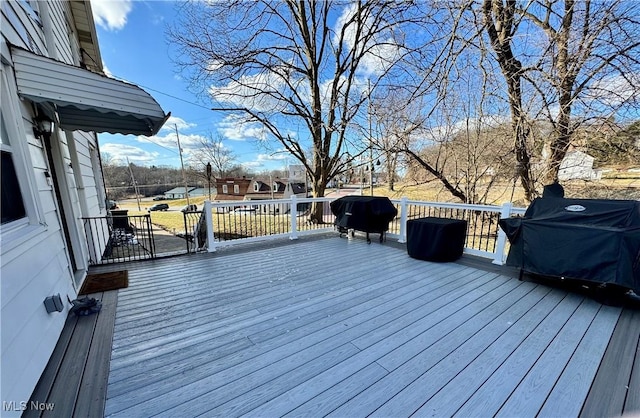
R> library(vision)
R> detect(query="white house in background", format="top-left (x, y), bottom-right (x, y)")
top-left (164, 186), bottom-right (197, 199)
top-left (558, 150), bottom-right (602, 181)
top-left (1, 1), bottom-right (167, 413)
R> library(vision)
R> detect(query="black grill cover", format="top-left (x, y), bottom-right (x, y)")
top-left (499, 198), bottom-right (640, 292)
top-left (330, 196), bottom-right (397, 233)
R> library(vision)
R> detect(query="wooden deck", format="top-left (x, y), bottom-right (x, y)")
top-left (25, 290), bottom-right (118, 418)
top-left (88, 235), bottom-right (637, 417)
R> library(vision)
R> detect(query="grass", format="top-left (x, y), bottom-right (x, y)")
top-left (116, 177), bottom-right (638, 241)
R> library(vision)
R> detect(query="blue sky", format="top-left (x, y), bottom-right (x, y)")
top-left (92, 0), bottom-right (289, 172)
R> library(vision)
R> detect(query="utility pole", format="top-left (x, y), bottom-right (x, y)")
top-left (367, 79), bottom-right (374, 196)
top-left (126, 157), bottom-right (141, 211)
top-left (206, 162), bottom-right (212, 200)
top-left (175, 124), bottom-right (191, 205)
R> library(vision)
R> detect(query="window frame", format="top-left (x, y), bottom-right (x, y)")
top-left (233, 184), bottom-right (240, 194)
top-left (0, 63), bottom-right (45, 253)
top-left (222, 184), bottom-right (228, 194)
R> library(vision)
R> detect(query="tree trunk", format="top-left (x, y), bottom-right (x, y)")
top-left (482, 0), bottom-right (537, 202)
top-left (308, 175), bottom-right (327, 224)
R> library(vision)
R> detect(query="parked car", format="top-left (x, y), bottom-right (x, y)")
top-left (149, 203), bottom-right (169, 211)
top-left (153, 196), bottom-right (166, 201)
top-left (181, 204), bottom-right (198, 212)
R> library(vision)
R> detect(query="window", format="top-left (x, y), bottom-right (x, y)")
top-left (254, 183), bottom-right (259, 192)
top-left (1, 117), bottom-right (27, 225)
top-left (273, 183), bottom-right (278, 192)
top-left (222, 185), bottom-right (228, 194)
top-left (233, 184), bottom-right (240, 194)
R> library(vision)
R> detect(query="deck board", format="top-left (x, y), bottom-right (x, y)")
top-left (26, 291), bottom-right (118, 418)
top-left (626, 325), bottom-right (640, 414)
top-left (73, 291), bottom-right (119, 417)
top-left (100, 236), bottom-right (626, 417)
top-left (581, 308), bottom-right (640, 417)
top-left (538, 304), bottom-right (623, 417)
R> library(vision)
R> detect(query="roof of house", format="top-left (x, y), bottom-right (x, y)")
top-left (164, 187), bottom-right (197, 195)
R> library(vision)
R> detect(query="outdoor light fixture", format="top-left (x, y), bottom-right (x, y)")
top-left (32, 115), bottom-right (54, 138)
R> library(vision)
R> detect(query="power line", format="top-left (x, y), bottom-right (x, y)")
top-left (135, 82), bottom-right (214, 111)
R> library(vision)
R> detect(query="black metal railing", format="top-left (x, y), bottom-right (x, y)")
top-left (182, 209), bottom-right (206, 253)
top-left (82, 214), bottom-right (156, 265)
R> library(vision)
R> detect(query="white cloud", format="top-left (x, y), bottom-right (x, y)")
top-left (217, 114), bottom-right (268, 141)
top-left (91, 0), bottom-right (133, 31)
top-left (160, 116), bottom-right (197, 132)
top-left (585, 73), bottom-right (640, 108)
top-left (335, 4), bottom-right (402, 77)
top-left (257, 153), bottom-right (289, 161)
top-left (137, 132), bottom-right (206, 157)
top-left (241, 161), bottom-right (264, 169)
top-left (101, 143), bottom-right (159, 164)
top-left (209, 70), bottom-right (289, 113)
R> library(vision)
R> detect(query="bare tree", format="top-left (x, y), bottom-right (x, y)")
top-left (481, 0), bottom-right (536, 201)
top-left (481, 0), bottom-right (640, 199)
top-left (169, 0), bottom-right (426, 222)
top-left (188, 132), bottom-right (239, 178)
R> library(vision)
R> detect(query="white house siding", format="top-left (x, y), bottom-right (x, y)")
top-left (1, 1), bottom-right (109, 412)
top-left (558, 151), bottom-right (602, 181)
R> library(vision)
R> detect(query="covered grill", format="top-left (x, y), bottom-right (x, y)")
top-left (330, 196), bottom-right (398, 243)
top-left (499, 198), bottom-right (640, 293)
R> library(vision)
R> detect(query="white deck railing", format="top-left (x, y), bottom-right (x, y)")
top-left (203, 196), bottom-right (526, 265)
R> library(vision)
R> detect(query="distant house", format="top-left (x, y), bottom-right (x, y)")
top-left (558, 151), bottom-right (602, 181)
top-left (288, 164), bottom-right (307, 182)
top-left (214, 177), bottom-right (252, 201)
top-left (243, 178), bottom-right (308, 213)
top-left (164, 187), bottom-right (197, 199)
top-left (245, 178), bottom-right (307, 200)
top-left (189, 188), bottom-right (207, 197)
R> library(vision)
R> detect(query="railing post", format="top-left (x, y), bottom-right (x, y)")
top-left (492, 201), bottom-right (512, 265)
top-left (205, 200), bottom-right (216, 252)
top-left (398, 196), bottom-right (408, 243)
top-left (289, 196), bottom-right (299, 240)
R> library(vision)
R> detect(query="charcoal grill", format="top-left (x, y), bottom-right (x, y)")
top-left (330, 196), bottom-right (398, 243)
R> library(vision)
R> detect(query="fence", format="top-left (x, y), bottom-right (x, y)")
top-left (202, 196), bottom-right (525, 265)
top-left (82, 213), bottom-right (156, 265)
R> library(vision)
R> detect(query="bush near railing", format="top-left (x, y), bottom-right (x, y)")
top-left (201, 196), bottom-right (525, 265)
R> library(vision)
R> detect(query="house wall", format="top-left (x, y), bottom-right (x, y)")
top-left (558, 151), bottom-right (602, 181)
top-left (215, 178), bottom-right (252, 200)
top-left (1, 1), bottom-right (108, 412)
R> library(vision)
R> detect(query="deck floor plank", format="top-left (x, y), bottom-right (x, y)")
top-left (97, 236), bottom-right (626, 417)
top-left (495, 299), bottom-right (604, 417)
top-left (538, 304), bottom-right (622, 417)
top-left (625, 322), bottom-right (640, 414)
top-left (106, 269), bottom-right (491, 415)
top-left (580, 308), bottom-right (640, 418)
top-left (41, 304), bottom-right (99, 418)
top-left (24, 316), bottom-right (79, 418)
top-left (73, 291), bottom-right (119, 418)
top-left (404, 287), bottom-right (564, 418)
top-left (444, 293), bottom-right (585, 417)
